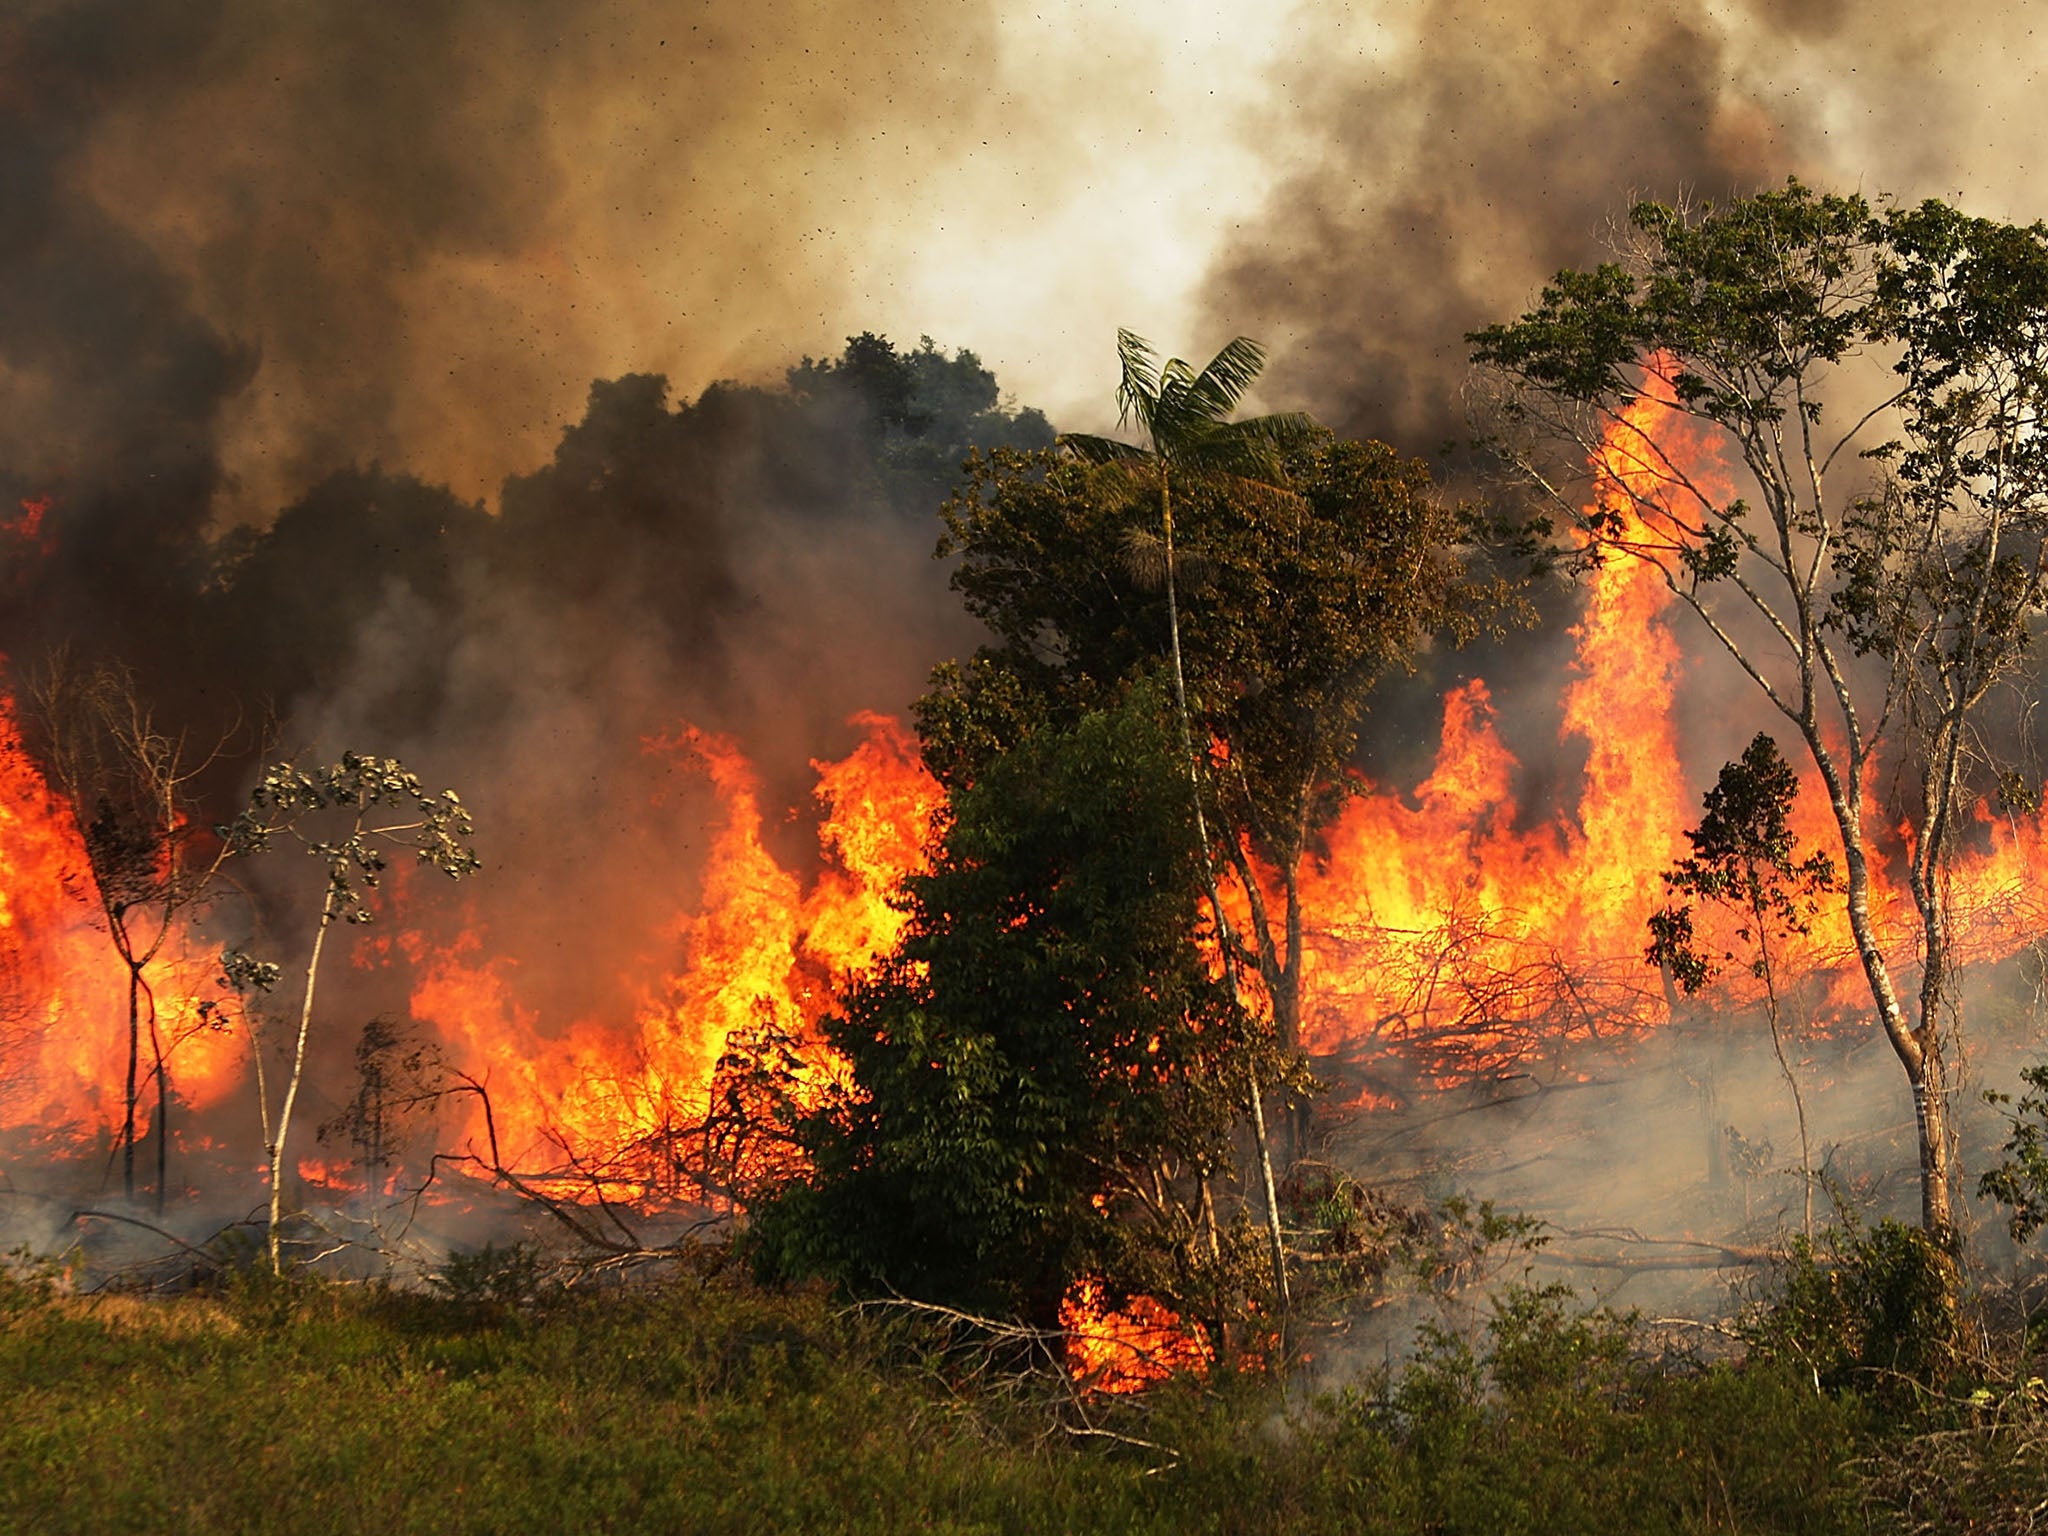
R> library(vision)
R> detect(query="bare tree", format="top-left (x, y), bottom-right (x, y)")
top-left (23, 656), bottom-right (237, 1208)
top-left (317, 1015), bottom-right (446, 1192)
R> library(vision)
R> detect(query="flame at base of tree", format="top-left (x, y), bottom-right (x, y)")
top-left (1059, 1276), bottom-right (1215, 1393)
top-left (0, 683), bottom-right (238, 1143)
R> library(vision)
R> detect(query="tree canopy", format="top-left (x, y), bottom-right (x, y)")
top-left (923, 419), bottom-right (1506, 1060)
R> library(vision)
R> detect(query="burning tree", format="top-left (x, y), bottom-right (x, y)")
top-left (223, 754), bottom-right (479, 1273)
top-left (1472, 182), bottom-right (2048, 1242)
top-left (21, 656), bottom-right (236, 1208)
top-left (753, 683), bottom-right (1299, 1334)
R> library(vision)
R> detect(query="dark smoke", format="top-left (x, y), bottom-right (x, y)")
top-left (0, 0), bottom-right (1055, 852)
top-left (198, 337), bottom-right (1049, 1074)
top-left (1194, 0), bottom-right (1853, 794)
top-left (0, 0), bottom-right (1067, 1199)
top-left (1203, 0), bottom-right (1832, 461)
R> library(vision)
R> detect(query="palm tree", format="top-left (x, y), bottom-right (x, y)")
top-left (1061, 330), bottom-right (1315, 1310)
top-left (1061, 332), bottom-right (1314, 815)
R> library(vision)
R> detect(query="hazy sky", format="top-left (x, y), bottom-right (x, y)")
top-left (7, 0), bottom-right (2046, 522)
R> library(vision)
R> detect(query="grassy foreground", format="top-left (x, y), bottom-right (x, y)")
top-left (0, 1255), bottom-right (1901, 1536)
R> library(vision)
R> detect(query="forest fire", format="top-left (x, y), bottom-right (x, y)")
top-left (9, 0), bottom-right (2048, 1511)
top-left (4, 377), bottom-right (2047, 1203)
top-left (0, 341), bottom-right (2042, 1239)
top-left (1059, 1278), bottom-right (1215, 1393)
top-left (1286, 383), bottom-right (1710, 1082)
top-left (1290, 381), bottom-right (2048, 1093)
top-left (0, 687), bottom-right (938, 1197)
top-left (404, 712), bottom-right (941, 1195)
top-left (0, 327), bottom-right (2044, 1443)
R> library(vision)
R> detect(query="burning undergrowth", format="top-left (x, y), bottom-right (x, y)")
top-left (0, 336), bottom-right (1043, 1221)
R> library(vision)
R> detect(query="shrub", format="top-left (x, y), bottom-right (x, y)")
top-left (1745, 1219), bottom-right (1960, 1400)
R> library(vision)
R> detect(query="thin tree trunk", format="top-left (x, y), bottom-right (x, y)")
top-left (1754, 921), bottom-right (1814, 1243)
top-left (155, 1062), bottom-right (168, 1215)
top-left (1908, 725), bottom-right (1966, 1243)
top-left (1158, 467), bottom-right (1290, 1314)
top-left (1908, 884), bottom-right (1956, 1241)
top-left (123, 965), bottom-right (139, 1201)
top-left (144, 977), bottom-right (167, 1215)
top-left (1911, 1054), bottom-right (1955, 1235)
top-left (269, 885), bottom-right (337, 1275)
top-left (1700, 1056), bottom-right (1726, 1190)
top-left (1281, 856), bottom-right (1312, 1163)
top-left (1248, 1076), bottom-right (1290, 1312)
top-left (1804, 724), bottom-right (1952, 1236)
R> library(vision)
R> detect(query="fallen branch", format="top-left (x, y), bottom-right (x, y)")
top-left (70, 1207), bottom-right (228, 1265)
top-left (1535, 1242), bottom-right (1773, 1273)
top-left (1062, 1423), bottom-right (1182, 1472)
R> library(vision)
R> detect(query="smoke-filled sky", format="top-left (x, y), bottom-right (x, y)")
top-left (6, 0), bottom-right (2044, 530)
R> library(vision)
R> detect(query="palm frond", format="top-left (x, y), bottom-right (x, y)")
top-left (1144, 355), bottom-right (1201, 442)
top-left (1228, 410), bottom-right (1321, 451)
top-left (1060, 432), bottom-right (1152, 466)
top-left (1171, 412), bottom-right (1319, 481)
top-left (1114, 329), bottom-right (1162, 434)
top-left (1183, 337), bottom-right (1269, 423)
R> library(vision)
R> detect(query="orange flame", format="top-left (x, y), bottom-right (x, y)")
top-left (406, 713), bottom-right (940, 1191)
top-left (1291, 375), bottom-right (2048, 1088)
top-left (1291, 385), bottom-right (1707, 1082)
top-left (0, 682), bottom-right (236, 1147)
top-left (1059, 1276), bottom-right (1213, 1392)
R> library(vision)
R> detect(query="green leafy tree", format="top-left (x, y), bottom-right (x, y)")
top-left (933, 348), bottom-right (1500, 1071)
top-left (928, 336), bottom-right (1503, 1309)
top-left (1058, 333), bottom-right (1316, 1302)
top-left (1472, 182), bottom-right (2048, 1241)
top-left (223, 754), bottom-right (479, 1273)
top-left (785, 331), bottom-right (1055, 499)
top-left (1647, 733), bottom-right (1838, 1239)
top-left (1979, 1063), bottom-right (2048, 1244)
top-left (752, 683), bottom-right (1294, 1331)
top-left (1058, 332), bottom-right (1316, 802)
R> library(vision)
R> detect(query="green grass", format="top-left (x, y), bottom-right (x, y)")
top-left (0, 1265), bottom-right (1876, 1535)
